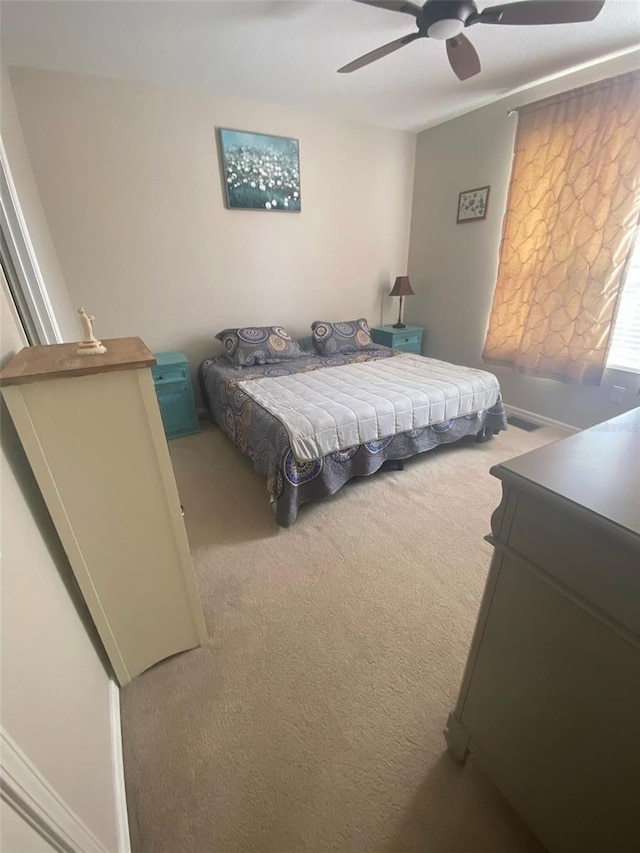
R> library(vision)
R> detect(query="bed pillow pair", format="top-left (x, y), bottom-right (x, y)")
top-left (311, 318), bottom-right (374, 356)
top-left (217, 318), bottom-right (376, 365)
top-left (216, 326), bottom-right (305, 367)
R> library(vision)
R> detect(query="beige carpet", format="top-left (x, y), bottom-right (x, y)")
top-left (121, 421), bottom-right (564, 853)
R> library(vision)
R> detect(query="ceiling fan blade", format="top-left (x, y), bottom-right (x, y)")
top-left (352, 0), bottom-right (423, 17)
top-left (478, 0), bottom-right (605, 26)
top-left (446, 34), bottom-right (481, 81)
top-left (338, 32), bottom-right (421, 73)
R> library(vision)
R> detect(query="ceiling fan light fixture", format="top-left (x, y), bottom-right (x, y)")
top-left (340, 0), bottom-right (605, 78)
top-left (427, 17), bottom-right (466, 40)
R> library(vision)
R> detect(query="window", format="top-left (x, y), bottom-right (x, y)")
top-left (607, 237), bottom-right (640, 373)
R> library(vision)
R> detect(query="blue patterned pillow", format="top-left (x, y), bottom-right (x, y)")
top-left (216, 326), bottom-right (304, 366)
top-left (311, 318), bottom-right (374, 355)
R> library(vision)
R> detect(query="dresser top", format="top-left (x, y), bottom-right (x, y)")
top-left (492, 407), bottom-right (640, 538)
top-left (0, 337), bottom-right (156, 387)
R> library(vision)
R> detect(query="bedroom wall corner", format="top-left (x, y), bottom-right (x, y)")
top-left (406, 49), bottom-right (640, 430)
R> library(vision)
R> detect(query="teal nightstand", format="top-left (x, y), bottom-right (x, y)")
top-left (371, 324), bottom-right (424, 354)
top-left (152, 351), bottom-right (200, 440)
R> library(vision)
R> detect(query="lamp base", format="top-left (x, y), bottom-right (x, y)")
top-left (392, 322), bottom-right (406, 329)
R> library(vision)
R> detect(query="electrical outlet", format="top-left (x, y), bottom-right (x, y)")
top-left (609, 385), bottom-right (626, 404)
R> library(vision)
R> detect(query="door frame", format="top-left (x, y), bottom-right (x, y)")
top-left (0, 134), bottom-right (62, 345)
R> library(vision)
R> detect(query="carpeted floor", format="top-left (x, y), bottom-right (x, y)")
top-left (121, 421), bottom-right (564, 853)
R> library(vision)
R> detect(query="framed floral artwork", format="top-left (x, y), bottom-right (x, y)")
top-left (456, 185), bottom-right (490, 223)
top-left (217, 128), bottom-right (301, 211)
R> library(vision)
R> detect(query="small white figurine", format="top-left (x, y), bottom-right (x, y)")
top-left (77, 307), bottom-right (107, 355)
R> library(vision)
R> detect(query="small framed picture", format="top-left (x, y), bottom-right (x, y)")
top-left (456, 185), bottom-right (490, 223)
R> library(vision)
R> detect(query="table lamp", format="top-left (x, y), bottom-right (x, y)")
top-left (390, 276), bottom-right (415, 328)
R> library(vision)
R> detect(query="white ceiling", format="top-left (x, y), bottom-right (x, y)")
top-left (2, 0), bottom-right (639, 131)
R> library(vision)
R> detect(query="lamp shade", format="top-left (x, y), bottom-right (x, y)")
top-left (389, 276), bottom-right (415, 297)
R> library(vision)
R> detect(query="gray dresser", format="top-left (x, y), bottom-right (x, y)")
top-left (445, 408), bottom-right (640, 852)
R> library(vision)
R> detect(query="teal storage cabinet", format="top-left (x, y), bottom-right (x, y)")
top-left (370, 324), bottom-right (424, 354)
top-left (152, 351), bottom-right (200, 440)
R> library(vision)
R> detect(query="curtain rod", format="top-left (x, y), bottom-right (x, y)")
top-left (505, 69), bottom-right (640, 119)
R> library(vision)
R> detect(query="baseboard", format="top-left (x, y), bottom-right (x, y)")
top-left (0, 726), bottom-right (108, 853)
top-left (109, 680), bottom-right (132, 853)
top-left (504, 404), bottom-right (578, 434)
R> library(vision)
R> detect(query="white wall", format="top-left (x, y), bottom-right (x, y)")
top-left (408, 51), bottom-right (640, 429)
top-left (1, 800), bottom-right (57, 852)
top-left (8, 66), bottom-right (416, 381)
top-left (1, 223), bottom-right (121, 853)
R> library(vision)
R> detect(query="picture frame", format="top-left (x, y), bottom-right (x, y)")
top-left (456, 185), bottom-right (490, 223)
top-left (217, 128), bottom-right (301, 212)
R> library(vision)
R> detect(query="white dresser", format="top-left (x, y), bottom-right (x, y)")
top-left (446, 408), bottom-right (640, 852)
top-left (0, 337), bottom-right (208, 685)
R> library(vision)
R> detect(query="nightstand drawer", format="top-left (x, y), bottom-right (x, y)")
top-left (152, 366), bottom-right (188, 384)
top-left (400, 341), bottom-right (422, 354)
top-left (370, 324), bottom-right (424, 353)
top-left (394, 334), bottom-right (420, 348)
top-left (156, 380), bottom-right (189, 396)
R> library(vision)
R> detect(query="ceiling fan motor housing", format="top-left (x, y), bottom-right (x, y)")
top-left (420, 0), bottom-right (478, 39)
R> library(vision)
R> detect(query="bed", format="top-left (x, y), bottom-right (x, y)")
top-left (199, 344), bottom-right (507, 527)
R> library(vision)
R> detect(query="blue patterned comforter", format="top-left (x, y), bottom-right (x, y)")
top-left (199, 348), bottom-right (507, 526)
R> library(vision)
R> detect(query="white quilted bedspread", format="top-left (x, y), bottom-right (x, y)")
top-left (238, 353), bottom-right (501, 463)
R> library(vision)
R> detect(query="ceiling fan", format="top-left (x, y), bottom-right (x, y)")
top-left (338, 0), bottom-right (605, 81)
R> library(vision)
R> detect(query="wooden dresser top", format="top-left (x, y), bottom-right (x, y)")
top-left (0, 337), bottom-right (157, 387)
top-left (492, 407), bottom-right (640, 539)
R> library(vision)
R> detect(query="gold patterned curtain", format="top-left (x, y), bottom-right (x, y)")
top-left (483, 70), bottom-right (640, 385)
